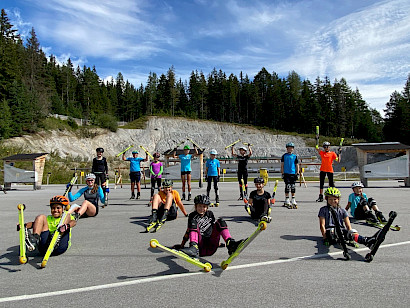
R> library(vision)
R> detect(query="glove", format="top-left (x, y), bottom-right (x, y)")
top-left (173, 148), bottom-right (177, 152)
top-left (281, 174), bottom-right (284, 179)
top-left (315, 144), bottom-right (319, 149)
top-left (205, 175), bottom-right (208, 182)
top-left (337, 148), bottom-right (342, 154)
top-left (217, 175), bottom-right (220, 182)
top-left (58, 224), bottom-right (70, 233)
top-left (323, 238), bottom-right (330, 246)
top-left (295, 173), bottom-right (299, 181)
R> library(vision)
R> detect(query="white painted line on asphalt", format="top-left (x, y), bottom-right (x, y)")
top-left (1, 240), bottom-right (409, 303)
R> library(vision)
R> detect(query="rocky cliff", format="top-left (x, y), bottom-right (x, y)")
top-left (2, 116), bottom-right (358, 171)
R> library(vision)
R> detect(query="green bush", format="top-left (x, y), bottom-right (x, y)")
top-left (94, 114), bottom-right (118, 132)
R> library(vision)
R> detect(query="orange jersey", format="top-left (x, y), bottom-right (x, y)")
top-left (158, 190), bottom-right (181, 205)
top-left (319, 150), bottom-right (337, 172)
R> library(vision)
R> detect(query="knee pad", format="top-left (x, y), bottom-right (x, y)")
top-left (325, 229), bottom-right (337, 243)
top-left (290, 183), bottom-right (296, 193)
top-left (216, 218), bottom-right (227, 231)
top-left (285, 184), bottom-right (291, 193)
top-left (367, 197), bottom-right (376, 207)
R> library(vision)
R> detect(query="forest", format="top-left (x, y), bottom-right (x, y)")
top-left (1, 9), bottom-right (409, 144)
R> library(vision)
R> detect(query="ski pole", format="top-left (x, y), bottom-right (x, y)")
top-left (116, 145), bottom-right (134, 157)
top-left (315, 126), bottom-right (319, 148)
top-left (187, 138), bottom-right (204, 152)
top-left (224, 139), bottom-right (241, 149)
top-left (140, 145), bottom-right (154, 159)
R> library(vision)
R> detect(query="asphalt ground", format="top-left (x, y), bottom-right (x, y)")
top-left (1, 180), bottom-right (409, 307)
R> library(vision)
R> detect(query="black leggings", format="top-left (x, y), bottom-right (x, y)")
top-left (207, 176), bottom-right (218, 193)
top-left (150, 178), bottom-right (161, 197)
top-left (237, 169), bottom-right (248, 185)
top-left (319, 171), bottom-right (334, 189)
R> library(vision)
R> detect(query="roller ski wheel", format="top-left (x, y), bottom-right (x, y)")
top-left (40, 260), bottom-right (47, 268)
top-left (19, 256), bottom-right (27, 264)
top-left (221, 261), bottom-right (228, 270)
top-left (17, 204), bottom-right (26, 211)
top-left (150, 239), bottom-right (159, 248)
top-left (261, 216), bottom-right (272, 223)
top-left (365, 253), bottom-right (373, 262)
top-left (343, 251), bottom-right (351, 260)
top-left (210, 203), bottom-right (214, 207)
top-left (215, 202), bottom-right (219, 207)
top-left (204, 263), bottom-right (212, 272)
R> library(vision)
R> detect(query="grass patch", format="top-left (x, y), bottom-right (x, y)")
top-left (119, 116), bottom-right (149, 129)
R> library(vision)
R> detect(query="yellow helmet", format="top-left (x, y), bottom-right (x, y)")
top-left (324, 187), bottom-right (341, 198)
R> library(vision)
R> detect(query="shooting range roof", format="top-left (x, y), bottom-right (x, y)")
top-left (2, 153), bottom-right (49, 161)
top-left (352, 142), bottom-right (410, 152)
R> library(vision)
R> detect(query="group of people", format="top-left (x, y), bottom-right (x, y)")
top-left (19, 141), bottom-right (390, 262)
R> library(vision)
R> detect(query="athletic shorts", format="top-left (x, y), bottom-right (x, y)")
top-left (181, 171), bottom-right (191, 176)
top-left (157, 203), bottom-right (178, 221)
top-left (38, 230), bottom-right (69, 256)
top-left (130, 171), bottom-right (141, 183)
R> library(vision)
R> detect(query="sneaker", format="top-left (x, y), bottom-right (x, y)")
top-left (261, 215), bottom-right (272, 223)
top-left (180, 242), bottom-right (199, 259)
top-left (130, 193), bottom-right (135, 199)
top-left (363, 230), bottom-right (381, 248)
top-left (238, 195), bottom-right (243, 201)
top-left (25, 229), bottom-right (39, 252)
top-left (244, 204), bottom-right (251, 215)
top-left (365, 211), bottom-right (378, 224)
top-left (73, 211), bottom-right (81, 221)
top-left (291, 197), bottom-right (297, 207)
top-left (316, 194), bottom-right (324, 202)
top-left (187, 193), bottom-right (191, 201)
top-left (182, 193), bottom-right (186, 200)
top-left (227, 238), bottom-right (246, 255)
top-left (376, 211), bottom-right (387, 223)
top-left (136, 193), bottom-right (141, 200)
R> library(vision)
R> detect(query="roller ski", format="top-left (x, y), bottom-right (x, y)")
top-left (241, 179), bottom-right (248, 204)
top-left (365, 211), bottom-right (397, 262)
top-left (17, 204), bottom-right (28, 264)
top-left (41, 204), bottom-right (80, 268)
top-left (270, 180), bottom-right (278, 205)
top-left (366, 217), bottom-right (400, 231)
top-left (63, 174), bottom-right (78, 197)
top-left (150, 239), bottom-right (212, 272)
top-left (210, 196), bottom-right (219, 207)
top-left (146, 211), bottom-right (158, 232)
top-left (284, 198), bottom-right (292, 208)
top-left (328, 205), bottom-right (351, 260)
top-left (220, 221), bottom-right (267, 270)
top-left (101, 178), bottom-right (109, 208)
top-left (291, 197), bottom-right (297, 209)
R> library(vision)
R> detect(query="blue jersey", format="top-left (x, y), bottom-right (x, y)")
top-left (126, 157), bottom-right (144, 172)
top-left (68, 186), bottom-right (105, 205)
top-left (281, 153), bottom-right (298, 174)
top-left (178, 154), bottom-right (193, 172)
top-left (348, 192), bottom-right (367, 217)
top-left (206, 158), bottom-right (220, 176)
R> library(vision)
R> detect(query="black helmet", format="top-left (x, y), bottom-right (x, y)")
top-left (194, 194), bottom-right (210, 205)
top-left (96, 147), bottom-right (104, 153)
top-left (162, 179), bottom-right (173, 188)
top-left (254, 177), bottom-right (265, 184)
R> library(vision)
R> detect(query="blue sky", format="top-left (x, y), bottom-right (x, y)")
top-left (3, 0), bottom-right (410, 114)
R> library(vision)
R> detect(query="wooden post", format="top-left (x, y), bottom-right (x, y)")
top-left (199, 153), bottom-right (203, 188)
top-left (356, 148), bottom-right (368, 187)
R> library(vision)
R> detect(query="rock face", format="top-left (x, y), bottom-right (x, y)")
top-left (2, 116), bottom-right (358, 171)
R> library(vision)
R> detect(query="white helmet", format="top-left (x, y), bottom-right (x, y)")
top-left (210, 149), bottom-right (217, 155)
top-left (351, 181), bottom-right (364, 188)
top-left (85, 173), bottom-right (96, 180)
top-left (239, 146), bottom-right (247, 151)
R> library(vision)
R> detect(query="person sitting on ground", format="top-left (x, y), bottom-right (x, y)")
top-left (175, 194), bottom-right (245, 259)
top-left (345, 181), bottom-right (387, 224)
